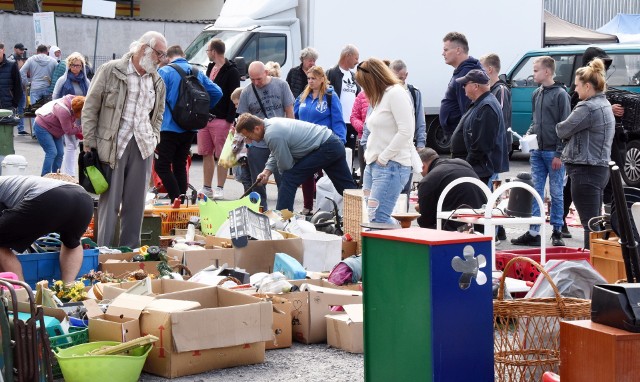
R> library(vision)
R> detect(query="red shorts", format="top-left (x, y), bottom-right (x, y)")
top-left (197, 118), bottom-right (231, 158)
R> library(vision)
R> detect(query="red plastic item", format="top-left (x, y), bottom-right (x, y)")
top-left (495, 247), bottom-right (590, 282)
top-left (542, 371), bottom-right (560, 382)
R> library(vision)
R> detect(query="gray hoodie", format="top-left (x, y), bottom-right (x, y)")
top-left (526, 82), bottom-right (571, 157)
top-left (20, 53), bottom-right (58, 91)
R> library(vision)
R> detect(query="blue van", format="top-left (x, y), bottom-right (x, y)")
top-left (505, 43), bottom-right (640, 185)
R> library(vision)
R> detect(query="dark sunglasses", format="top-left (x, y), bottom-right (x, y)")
top-left (357, 61), bottom-right (370, 74)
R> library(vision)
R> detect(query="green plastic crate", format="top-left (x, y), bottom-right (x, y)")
top-left (49, 326), bottom-right (89, 378)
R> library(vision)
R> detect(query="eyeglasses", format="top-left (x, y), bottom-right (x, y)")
top-left (69, 64), bottom-right (82, 68)
top-left (146, 44), bottom-right (167, 59)
top-left (357, 61), bottom-right (370, 74)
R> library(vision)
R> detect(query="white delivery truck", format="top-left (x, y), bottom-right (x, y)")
top-left (184, 0), bottom-right (544, 152)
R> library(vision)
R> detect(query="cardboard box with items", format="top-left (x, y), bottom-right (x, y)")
top-left (252, 293), bottom-right (293, 350)
top-left (98, 251), bottom-right (184, 277)
top-left (84, 293), bottom-right (155, 343)
top-left (326, 304), bottom-right (363, 353)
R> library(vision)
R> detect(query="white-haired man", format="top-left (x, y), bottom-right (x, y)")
top-left (82, 31), bottom-right (167, 248)
top-left (286, 47), bottom-right (318, 98)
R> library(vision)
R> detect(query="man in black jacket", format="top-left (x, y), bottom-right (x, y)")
top-left (326, 44), bottom-right (360, 151)
top-left (197, 38), bottom-right (241, 200)
top-left (0, 43), bottom-right (23, 119)
top-left (286, 47), bottom-right (318, 99)
top-left (415, 148), bottom-right (486, 230)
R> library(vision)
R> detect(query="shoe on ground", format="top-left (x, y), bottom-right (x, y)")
top-left (561, 223), bottom-right (572, 238)
top-left (497, 226), bottom-right (507, 241)
top-left (299, 208), bottom-right (312, 216)
top-left (17, 131), bottom-right (29, 136)
top-left (199, 187), bottom-right (213, 199)
top-left (510, 231), bottom-right (541, 246)
top-left (213, 186), bottom-right (224, 200)
top-left (551, 230), bottom-right (565, 246)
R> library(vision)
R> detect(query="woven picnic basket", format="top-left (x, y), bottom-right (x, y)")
top-left (494, 256), bottom-right (591, 382)
top-left (43, 172), bottom-right (78, 184)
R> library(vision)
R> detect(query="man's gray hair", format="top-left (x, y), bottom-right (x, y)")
top-left (340, 44), bottom-right (358, 60)
top-left (129, 31), bottom-right (166, 55)
top-left (390, 59), bottom-right (407, 73)
top-left (418, 147), bottom-right (439, 163)
top-left (300, 47), bottom-right (318, 62)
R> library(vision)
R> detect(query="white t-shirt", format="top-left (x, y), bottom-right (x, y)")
top-left (338, 67), bottom-right (357, 123)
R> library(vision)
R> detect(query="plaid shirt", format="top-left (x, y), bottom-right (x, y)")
top-left (116, 59), bottom-right (157, 160)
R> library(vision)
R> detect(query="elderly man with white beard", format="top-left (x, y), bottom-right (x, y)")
top-left (82, 31), bottom-right (167, 247)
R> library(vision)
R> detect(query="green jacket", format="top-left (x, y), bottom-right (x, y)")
top-left (82, 53), bottom-right (165, 168)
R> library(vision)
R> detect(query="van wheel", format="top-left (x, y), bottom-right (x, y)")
top-left (427, 117), bottom-right (451, 154)
top-left (623, 140), bottom-right (640, 187)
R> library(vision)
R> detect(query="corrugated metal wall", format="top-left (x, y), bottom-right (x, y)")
top-left (545, 0), bottom-right (640, 30)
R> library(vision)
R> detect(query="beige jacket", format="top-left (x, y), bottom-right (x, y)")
top-left (82, 53), bottom-right (165, 168)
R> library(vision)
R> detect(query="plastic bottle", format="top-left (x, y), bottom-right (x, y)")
top-left (185, 223), bottom-right (196, 242)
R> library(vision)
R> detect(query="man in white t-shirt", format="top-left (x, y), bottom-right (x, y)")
top-left (326, 44), bottom-right (361, 152)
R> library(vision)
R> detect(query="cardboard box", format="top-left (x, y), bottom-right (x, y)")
top-left (205, 233), bottom-right (304, 275)
top-left (326, 304), bottom-right (364, 353)
top-left (140, 286), bottom-right (273, 378)
top-left (84, 293), bottom-right (155, 342)
top-left (99, 251), bottom-right (184, 277)
top-left (283, 280), bottom-right (363, 344)
top-left (301, 232), bottom-right (342, 272)
top-left (101, 278), bottom-right (210, 300)
top-left (342, 241), bottom-right (358, 259)
top-left (167, 247), bottom-right (235, 274)
top-left (253, 294), bottom-right (293, 350)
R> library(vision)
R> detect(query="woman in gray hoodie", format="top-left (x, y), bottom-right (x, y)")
top-left (556, 58), bottom-right (615, 248)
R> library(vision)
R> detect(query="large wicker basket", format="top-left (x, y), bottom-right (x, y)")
top-left (43, 172), bottom-right (78, 184)
top-left (494, 256), bottom-right (591, 382)
top-left (343, 189), bottom-right (364, 251)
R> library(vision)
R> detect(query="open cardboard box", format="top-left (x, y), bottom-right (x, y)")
top-left (167, 247), bottom-right (235, 275)
top-left (84, 293), bottom-right (155, 342)
top-left (99, 251), bottom-right (184, 277)
top-left (284, 280), bottom-right (362, 344)
top-left (252, 293), bottom-right (293, 350)
top-left (205, 232), bottom-right (304, 274)
top-left (140, 286), bottom-right (273, 378)
top-left (101, 278), bottom-right (210, 300)
top-left (326, 304), bottom-right (363, 353)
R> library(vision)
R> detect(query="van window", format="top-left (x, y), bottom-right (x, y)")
top-left (607, 54), bottom-right (640, 87)
top-left (237, 33), bottom-right (287, 67)
top-left (511, 55), bottom-right (575, 87)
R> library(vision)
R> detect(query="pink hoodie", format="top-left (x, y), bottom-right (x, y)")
top-left (34, 94), bottom-right (82, 139)
top-left (350, 91), bottom-right (369, 138)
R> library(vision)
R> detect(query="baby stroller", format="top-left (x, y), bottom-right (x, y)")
top-left (151, 150), bottom-right (198, 204)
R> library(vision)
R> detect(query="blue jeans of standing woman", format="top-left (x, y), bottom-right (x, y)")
top-left (530, 150), bottom-right (564, 232)
top-left (34, 122), bottom-right (63, 176)
top-left (567, 164), bottom-right (609, 249)
top-left (363, 160), bottom-right (411, 224)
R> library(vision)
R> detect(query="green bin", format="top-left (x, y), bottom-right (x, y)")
top-left (0, 109), bottom-right (15, 157)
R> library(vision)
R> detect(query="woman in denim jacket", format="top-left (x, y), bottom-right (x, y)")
top-left (556, 58), bottom-right (615, 248)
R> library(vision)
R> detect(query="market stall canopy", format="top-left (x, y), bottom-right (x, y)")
top-left (545, 10), bottom-right (619, 45)
top-left (597, 14), bottom-right (640, 44)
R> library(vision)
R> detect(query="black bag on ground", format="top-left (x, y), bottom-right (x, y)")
top-left (78, 146), bottom-right (109, 194)
top-left (167, 64), bottom-right (211, 131)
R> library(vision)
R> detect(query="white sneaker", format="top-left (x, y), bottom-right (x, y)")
top-left (213, 187), bottom-right (224, 200)
top-left (199, 187), bottom-right (213, 199)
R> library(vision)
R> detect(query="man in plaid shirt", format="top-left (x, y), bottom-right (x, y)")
top-left (82, 31), bottom-right (167, 248)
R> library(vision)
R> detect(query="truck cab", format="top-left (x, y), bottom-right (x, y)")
top-left (506, 44), bottom-right (640, 185)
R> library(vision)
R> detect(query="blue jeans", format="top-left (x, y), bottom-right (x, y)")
top-left (530, 150), bottom-right (564, 231)
top-left (363, 160), bottom-right (411, 224)
top-left (34, 122), bottom-right (64, 176)
top-left (276, 135), bottom-right (357, 211)
top-left (247, 146), bottom-right (281, 210)
top-left (16, 92), bottom-right (26, 132)
top-left (567, 164), bottom-right (609, 248)
top-left (30, 88), bottom-right (51, 104)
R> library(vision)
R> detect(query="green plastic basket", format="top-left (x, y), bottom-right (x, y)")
top-left (55, 341), bottom-right (152, 382)
top-left (199, 194), bottom-right (260, 235)
top-left (49, 326), bottom-right (89, 378)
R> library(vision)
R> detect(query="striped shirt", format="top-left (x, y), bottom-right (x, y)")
top-left (116, 59), bottom-right (157, 160)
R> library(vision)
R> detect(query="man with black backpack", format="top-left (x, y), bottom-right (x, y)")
top-left (156, 45), bottom-right (222, 202)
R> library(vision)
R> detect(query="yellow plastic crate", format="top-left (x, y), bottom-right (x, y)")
top-left (152, 205), bottom-right (200, 235)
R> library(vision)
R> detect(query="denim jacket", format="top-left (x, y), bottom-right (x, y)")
top-left (556, 92), bottom-right (614, 167)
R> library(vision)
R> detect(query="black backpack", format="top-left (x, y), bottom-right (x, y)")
top-left (167, 63), bottom-right (211, 130)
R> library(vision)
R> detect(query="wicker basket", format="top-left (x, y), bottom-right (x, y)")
top-left (494, 256), bottom-right (591, 382)
top-left (343, 189), bottom-right (365, 252)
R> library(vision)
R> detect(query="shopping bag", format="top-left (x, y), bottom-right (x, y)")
top-left (218, 131), bottom-right (237, 169)
top-left (78, 148), bottom-right (109, 194)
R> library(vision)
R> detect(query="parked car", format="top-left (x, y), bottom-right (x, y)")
top-left (505, 43), bottom-right (640, 186)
